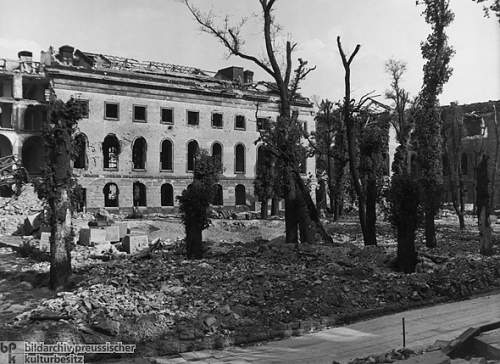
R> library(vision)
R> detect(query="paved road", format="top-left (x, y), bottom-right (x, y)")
top-left (148, 293), bottom-right (500, 364)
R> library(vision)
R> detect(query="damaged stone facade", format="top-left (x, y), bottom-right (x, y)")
top-left (0, 46), bottom-right (316, 213)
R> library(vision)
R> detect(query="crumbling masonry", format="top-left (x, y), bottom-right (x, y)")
top-left (0, 46), bottom-right (316, 213)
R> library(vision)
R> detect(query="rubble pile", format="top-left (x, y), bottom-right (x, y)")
top-left (0, 185), bottom-right (44, 235)
top-left (14, 234), bottom-right (500, 348)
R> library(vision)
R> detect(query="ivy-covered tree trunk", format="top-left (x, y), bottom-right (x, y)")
top-left (260, 199), bottom-right (269, 219)
top-left (186, 223), bottom-right (203, 259)
top-left (390, 174), bottom-right (419, 273)
top-left (39, 97), bottom-right (83, 291)
top-left (414, 0), bottom-right (454, 248)
top-left (476, 155), bottom-right (493, 255)
top-left (366, 177), bottom-right (377, 244)
top-left (48, 191), bottom-right (72, 289)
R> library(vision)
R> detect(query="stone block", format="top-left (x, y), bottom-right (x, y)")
top-left (90, 228), bottom-right (108, 245)
top-left (39, 232), bottom-right (50, 252)
top-left (79, 228), bottom-right (91, 246)
top-left (105, 225), bottom-right (121, 242)
top-left (122, 234), bottom-right (148, 254)
top-left (116, 222), bottom-right (128, 239)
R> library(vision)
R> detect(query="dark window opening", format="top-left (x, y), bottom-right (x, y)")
top-left (464, 115), bottom-right (483, 137)
top-left (104, 183), bottom-right (119, 207)
top-left (133, 105), bottom-right (147, 122)
top-left (235, 184), bottom-right (246, 205)
top-left (132, 137), bottom-right (147, 170)
top-left (133, 182), bottom-right (146, 207)
top-left (187, 111), bottom-right (199, 126)
top-left (161, 183), bottom-right (174, 206)
top-left (212, 184), bottom-right (223, 205)
top-left (22, 136), bottom-right (45, 174)
top-left (76, 100), bottom-right (89, 118)
top-left (212, 113), bottom-right (223, 128)
top-left (74, 133), bottom-right (88, 169)
top-left (461, 153), bottom-right (468, 175)
top-left (161, 139), bottom-right (173, 171)
top-left (23, 105), bottom-right (46, 131)
top-left (105, 102), bottom-right (119, 120)
top-left (257, 117), bottom-right (270, 131)
top-left (103, 135), bottom-right (120, 169)
top-left (161, 108), bottom-right (173, 124)
top-left (187, 140), bottom-right (199, 172)
top-left (0, 103), bottom-right (13, 129)
top-left (235, 144), bottom-right (245, 173)
top-left (212, 142), bottom-right (222, 167)
top-left (235, 115), bottom-right (246, 130)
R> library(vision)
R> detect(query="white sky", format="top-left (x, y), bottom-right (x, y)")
top-left (1, 0), bottom-right (498, 105)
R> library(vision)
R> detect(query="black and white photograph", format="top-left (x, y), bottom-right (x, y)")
top-left (0, 1), bottom-right (499, 363)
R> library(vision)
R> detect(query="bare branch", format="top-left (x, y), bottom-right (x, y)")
top-left (184, 0), bottom-right (275, 77)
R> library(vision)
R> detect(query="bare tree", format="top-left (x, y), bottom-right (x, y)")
top-left (337, 36), bottom-right (382, 246)
top-left (384, 59), bottom-right (412, 175)
top-left (185, 0), bottom-right (331, 245)
top-left (441, 104), bottom-right (466, 229)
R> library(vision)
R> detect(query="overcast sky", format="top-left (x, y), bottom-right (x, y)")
top-left (1, 0), bottom-right (498, 105)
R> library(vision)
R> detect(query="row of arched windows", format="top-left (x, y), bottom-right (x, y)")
top-left (103, 182), bottom-right (247, 207)
top-left (75, 133), bottom-right (247, 173)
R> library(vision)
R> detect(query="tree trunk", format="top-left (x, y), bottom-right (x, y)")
top-left (271, 197), bottom-right (279, 216)
top-left (186, 224), bottom-right (203, 259)
top-left (260, 199), bottom-right (269, 219)
top-left (49, 190), bottom-right (72, 290)
top-left (294, 172), bottom-right (332, 244)
top-left (397, 225), bottom-right (417, 273)
top-left (424, 209), bottom-right (437, 248)
top-left (365, 177), bottom-right (377, 245)
top-left (479, 206), bottom-right (493, 255)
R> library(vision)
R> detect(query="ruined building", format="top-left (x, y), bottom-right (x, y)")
top-left (0, 46), bottom-right (316, 212)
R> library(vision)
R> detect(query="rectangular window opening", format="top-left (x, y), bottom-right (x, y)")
top-left (212, 113), bottom-right (223, 128)
top-left (235, 115), bottom-right (246, 130)
top-left (133, 105), bottom-right (147, 122)
top-left (105, 102), bottom-right (119, 120)
top-left (187, 111), bottom-right (199, 126)
top-left (161, 108), bottom-right (174, 124)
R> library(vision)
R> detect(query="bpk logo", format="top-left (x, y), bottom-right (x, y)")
top-left (0, 341), bottom-right (24, 364)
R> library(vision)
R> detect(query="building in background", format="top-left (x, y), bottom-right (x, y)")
top-left (0, 46), bottom-right (316, 213)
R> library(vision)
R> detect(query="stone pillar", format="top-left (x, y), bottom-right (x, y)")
top-left (13, 74), bottom-right (23, 100)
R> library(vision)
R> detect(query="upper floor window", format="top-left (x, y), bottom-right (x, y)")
top-left (161, 108), bottom-right (174, 124)
top-left (76, 100), bottom-right (89, 119)
top-left (105, 102), bottom-right (119, 120)
top-left (133, 105), bottom-right (147, 122)
top-left (235, 115), bottom-right (246, 130)
top-left (187, 111), bottom-right (199, 126)
top-left (235, 143), bottom-right (245, 174)
top-left (464, 114), bottom-right (484, 137)
top-left (257, 117), bottom-right (270, 131)
top-left (212, 112), bottom-right (223, 128)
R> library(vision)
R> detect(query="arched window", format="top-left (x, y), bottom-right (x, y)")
top-left (22, 136), bottom-right (45, 174)
top-left (212, 142), bottom-right (223, 167)
top-left (461, 153), bottom-right (468, 175)
top-left (235, 184), bottom-right (246, 205)
top-left (161, 183), bottom-right (174, 206)
top-left (133, 181), bottom-right (146, 207)
top-left (103, 134), bottom-right (120, 169)
top-left (132, 137), bottom-right (147, 170)
top-left (160, 139), bottom-right (173, 171)
top-left (187, 140), bottom-right (199, 172)
top-left (212, 184), bottom-right (223, 206)
top-left (0, 134), bottom-right (13, 159)
top-left (103, 183), bottom-right (119, 207)
top-left (74, 133), bottom-right (88, 169)
top-left (235, 143), bottom-right (245, 173)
